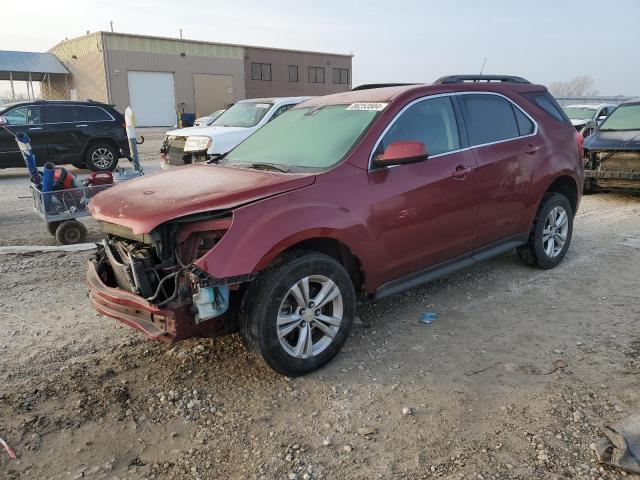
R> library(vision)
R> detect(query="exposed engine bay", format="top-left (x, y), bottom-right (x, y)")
top-left (93, 212), bottom-right (251, 325)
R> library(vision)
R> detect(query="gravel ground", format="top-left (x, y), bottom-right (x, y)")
top-left (1, 174), bottom-right (639, 479)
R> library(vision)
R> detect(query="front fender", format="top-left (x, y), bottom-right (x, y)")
top-left (193, 171), bottom-right (379, 291)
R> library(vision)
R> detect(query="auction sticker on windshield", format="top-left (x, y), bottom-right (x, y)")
top-left (346, 103), bottom-right (388, 111)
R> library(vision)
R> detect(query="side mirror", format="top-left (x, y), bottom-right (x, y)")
top-left (0, 116), bottom-right (7, 126)
top-left (376, 141), bottom-right (428, 167)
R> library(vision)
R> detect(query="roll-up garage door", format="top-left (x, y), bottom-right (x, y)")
top-left (127, 71), bottom-right (177, 127)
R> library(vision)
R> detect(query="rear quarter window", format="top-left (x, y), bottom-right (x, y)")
top-left (522, 91), bottom-right (571, 126)
top-left (81, 106), bottom-right (113, 122)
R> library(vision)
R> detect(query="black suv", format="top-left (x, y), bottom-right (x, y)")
top-left (0, 100), bottom-right (129, 171)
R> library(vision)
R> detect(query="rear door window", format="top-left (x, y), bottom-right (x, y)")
top-left (377, 96), bottom-right (461, 157)
top-left (459, 94), bottom-right (522, 146)
top-left (44, 105), bottom-right (80, 124)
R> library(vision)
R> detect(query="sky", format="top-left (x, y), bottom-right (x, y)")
top-left (1, 0), bottom-right (639, 97)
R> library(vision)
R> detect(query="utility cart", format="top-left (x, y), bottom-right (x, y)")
top-left (30, 183), bottom-right (112, 244)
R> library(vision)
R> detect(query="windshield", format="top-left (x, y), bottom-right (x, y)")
top-left (225, 104), bottom-right (380, 170)
top-left (599, 104), bottom-right (640, 131)
top-left (562, 107), bottom-right (597, 121)
top-left (211, 102), bottom-right (272, 128)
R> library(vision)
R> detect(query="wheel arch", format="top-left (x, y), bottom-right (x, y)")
top-left (255, 235), bottom-right (366, 294)
top-left (82, 136), bottom-right (121, 159)
top-left (543, 173), bottom-right (580, 215)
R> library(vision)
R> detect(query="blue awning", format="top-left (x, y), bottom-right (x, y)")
top-left (0, 50), bottom-right (69, 81)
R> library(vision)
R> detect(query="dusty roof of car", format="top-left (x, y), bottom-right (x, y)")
top-left (297, 81), bottom-right (544, 108)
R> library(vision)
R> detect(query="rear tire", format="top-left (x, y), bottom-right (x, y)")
top-left (55, 220), bottom-right (88, 245)
top-left (517, 194), bottom-right (573, 269)
top-left (85, 143), bottom-right (118, 172)
top-left (239, 251), bottom-right (355, 376)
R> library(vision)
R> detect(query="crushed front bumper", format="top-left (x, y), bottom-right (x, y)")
top-left (87, 260), bottom-right (231, 342)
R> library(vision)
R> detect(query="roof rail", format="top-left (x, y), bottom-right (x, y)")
top-left (352, 83), bottom-right (419, 91)
top-left (433, 75), bottom-right (530, 85)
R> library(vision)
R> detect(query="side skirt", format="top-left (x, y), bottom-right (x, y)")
top-left (373, 234), bottom-right (529, 301)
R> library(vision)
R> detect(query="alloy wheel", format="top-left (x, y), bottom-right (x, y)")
top-left (277, 275), bottom-right (343, 359)
top-left (91, 148), bottom-right (114, 169)
top-left (542, 206), bottom-right (569, 258)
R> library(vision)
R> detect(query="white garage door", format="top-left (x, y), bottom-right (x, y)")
top-left (127, 71), bottom-right (177, 127)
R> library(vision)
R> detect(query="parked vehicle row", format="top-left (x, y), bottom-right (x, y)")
top-left (159, 97), bottom-right (311, 168)
top-left (0, 100), bottom-right (129, 171)
top-left (562, 103), bottom-right (616, 137)
top-left (87, 75), bottom-right (584, 376)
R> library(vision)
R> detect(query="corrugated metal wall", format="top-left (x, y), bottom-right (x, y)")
top-left (45, 32), bottom-right (354, 121)
top-left (47, 33), bottom-right (108, 102)
top-left (103, 33), bottom-right (245, 116)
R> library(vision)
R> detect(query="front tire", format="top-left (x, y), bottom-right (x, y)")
top-left (517, 193), bottom-right (573, 269)
top-left (85, 143), bottom-right (118, 171)
top-left (240, 251), bottom-right (355, 376)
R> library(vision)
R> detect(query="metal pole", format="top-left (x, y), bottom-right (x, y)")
top-left (110, 20), bottom-right (114, 32)
top-left (28, 73), bottom-right (34, 99)
top-left (9, 72), bottom-right (15, 100)
top-left (47, 73), bottom-right (51, 99)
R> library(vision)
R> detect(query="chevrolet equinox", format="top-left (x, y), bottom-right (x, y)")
top-left (87, 75), bottom-right (584, 376)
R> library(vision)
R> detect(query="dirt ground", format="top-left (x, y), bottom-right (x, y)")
top-left (1, 160), bottom-right (640, 479)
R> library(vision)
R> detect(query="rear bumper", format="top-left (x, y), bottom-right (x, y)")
top-left (87, 260), bottom-right (231, 342)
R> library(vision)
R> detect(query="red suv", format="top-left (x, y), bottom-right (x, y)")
top-left (87, 75), bottom-right (584, 376)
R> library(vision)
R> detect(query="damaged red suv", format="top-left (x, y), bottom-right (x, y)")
top-left (88, 75), bottom-right (584, 376)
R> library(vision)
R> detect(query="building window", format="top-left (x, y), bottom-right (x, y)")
top-left (251, 63), bottom-right (272, 81)
top-left (332, 68), bottom-right (349, 85)
top-left (288, 65), bottom-right (299, 82)
top-left (308, 66), bottom-right (325, 84)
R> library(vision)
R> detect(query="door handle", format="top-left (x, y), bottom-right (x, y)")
top-left (29, 127), bottom-right (42, 131)
top-left (524, 144), bottom-right (540, 155)
top-left (452, 165), bottom-right (473, 179)
top-left (75, 124), bottom-right (88, 127)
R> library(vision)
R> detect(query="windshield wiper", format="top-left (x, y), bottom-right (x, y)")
top-left (248, 162), bottom-right (290, 173)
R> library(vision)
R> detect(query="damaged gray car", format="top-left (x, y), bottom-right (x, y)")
top-left (583, 99), bottom-right (640, 193)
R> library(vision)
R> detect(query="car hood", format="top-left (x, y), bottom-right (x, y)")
top-left (584, 129), bottom-right (640, 151)
top-left (89, 164), bottom-right (315, 234)
top-left (167, 125), bottom-right (251, 138)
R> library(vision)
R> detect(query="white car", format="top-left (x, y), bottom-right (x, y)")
top-left (160, 97), bottom-right (312, 168)
top-left (562, 104), bottom-right (616, 137)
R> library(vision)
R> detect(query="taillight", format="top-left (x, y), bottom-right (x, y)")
top-left (575, 131), bottom-right (584, 156)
